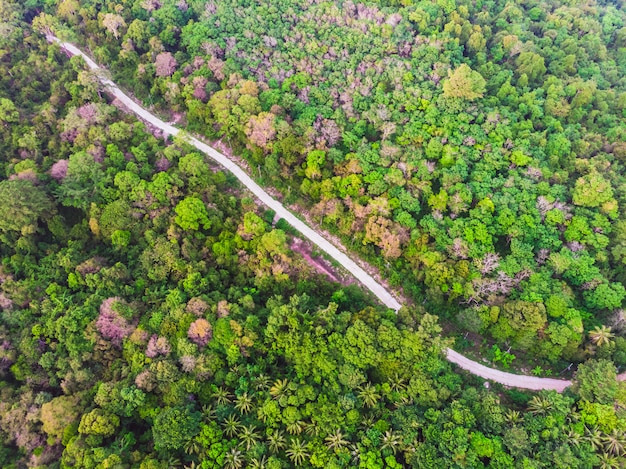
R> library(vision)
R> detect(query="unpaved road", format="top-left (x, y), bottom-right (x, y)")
top-left (445, 349), bottom-right (572, 392)
top-left (51, 36), bottom-right (600, 392)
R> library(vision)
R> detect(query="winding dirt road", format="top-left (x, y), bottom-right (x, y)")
top-left (48, 36), bottom-right (581, 392)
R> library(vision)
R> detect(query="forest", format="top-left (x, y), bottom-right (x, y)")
top-left (0, 0), bottom-right (625, 467)
top-left (28, 0), bottom-right (626, 368)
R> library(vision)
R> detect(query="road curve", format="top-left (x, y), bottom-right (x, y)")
top-left (445, 349), bottom-right (572, 392)
top-left (49, 36), bottom-right (579, 392)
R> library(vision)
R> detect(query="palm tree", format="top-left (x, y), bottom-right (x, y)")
top-left (248, 456), bottom-right (267, 469)
top-left (566, 406), bottom-right (581, 424)
top-left (602, 429), bottom-right (626, 456)
top-left (223, 414), bottom-right (241, 438)
top-left (235, 392), bottom-right (254, 415)
top-left (527, 395), bottom-right (553, 415)
top-left (403, 442), bottom-right (418, 460)
top-left (286, 420), bottom-right (305, 435)
top-left (566, 429), bottom-right (583, 448)
top-left (286, 438), bottom-right (310, 466)
top-left (357, 383), bottom-right (381, 409)
top-left (239, 424), bottom-right (260, 451)
top-left (359, 415), bottom-right (376, 431)
top-left (213, 386), bottom-right (232, 405)
top-left (504, 409), bottom-right (521, 424)
top-left (201, 404), bottom-right (217, 421)
top-left (184, 437), bottom-right (202, 456)
top-left (597, 452), bottom-right (620, 469)
top-left (349, 443), bottom-right (361, 465)
top-left (267, 430), bottom-right (286, 453)
top-left (325, 429), bottom-right (349, 451)
top-left (254, 373), bottom-right (271, 391)
top-left (388, 373), bottom-right (407, 392)
top-left (270, 379), bottom-right (290, 400)
top-left (394, 394), bottom-right (413, 408)
top-left (305, 421), bottom-right (320, 437)
top-left (165, 457), bottom-right (182, 469)
top-left (589, 325), bottom-right (615, 347)
top-left (224, 448), bottom-right (244, 469)
top-left (381, 430), bottom-right (402, 454)
top-left (585, 425), bottom-right (603, 451)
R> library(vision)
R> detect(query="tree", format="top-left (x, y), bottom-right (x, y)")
top-left (224, 448), bottom-right (244, 469)
top-left (596, 452), bottom-right (621, 469)
top-left (238, 424), bottom-right (260, 450)
top-left (179, 152), bottom-right (209, 180)
top-left (153, 407), bottom-right (202, 452)
top-left (222, 414), bottom-right (241, 438)
top-left (516, 52), bottom-right (546, 83)
top-left (155, 52), bottom-right (177, 77)
top-left (188, 318), bottom-right (212, 346)
top-left (212, 386), bottom-right (232, 406)
top-left (96, 297), bottom-right (134, 346)
top-left (286, 438), bottom-right (310, 466)
top-left (584, 283), bottom-right (625, 310)
top-left (234, 393), bottom-right (253, 415)
top-left (572, 172), bottom-right (615, 209)
top-left (267, 430), bottom-right (286, 453)
top-left (57, 150), bottom-right (106, 210)
top-left (269, 379), bottom-right (289, 400)
top-left (78, 409), bottom-right (120, 437)
top-left (442, 64), bottom-right (486, 100)
top-left (381, 430), bottom-right (402, 454)
top-left (491, 301), bottom-right (547, 349)
top-left (0, 98), bottom-right (18, 126)
top-left (589, 325), bottom-right (615, 347)
top-left (0, 179), bottom-right (54, 237)
top-left (357, 383), bottom-right (381, 409)
top-left (602, 429), bottom-right (626, 457)
top-left (573, 359), bottom-right (618, 404)
top-left (248, 456), bottom-right (268, 469)
top-left (175, 197), bottom-right (211, 231)
top-left (527, 395), bottom-right (553, 415)
top-left (325, 429), bottom-right (349, 451)
top-left (101, 13), bottom-right (126, 39)
top-left (40, 396), bottom-right (81, 440)
top-left (246, 112), bottom-right (276, 151)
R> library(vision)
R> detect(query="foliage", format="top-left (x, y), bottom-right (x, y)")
top-left (37, 0), bottom-right (626, 366)
top-left (0, 2), bottom-right (624, 468)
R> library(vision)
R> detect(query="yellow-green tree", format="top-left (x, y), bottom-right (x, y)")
top-left (442, 64), bottom-right (486, 100)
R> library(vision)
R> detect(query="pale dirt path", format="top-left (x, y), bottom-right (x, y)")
top-left (49, 36), bottom-right (583, 392)
top-left (445, 349), bottom-right (572, 392)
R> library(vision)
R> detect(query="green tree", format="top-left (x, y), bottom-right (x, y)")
top-left (286, 438), bottom-right (310, 466)
top-left (78, 409), bottom-right (120, 438)
top-left (572, 172), bottom-right (615, 209)
top-left (573, 359), bottom-right (618, 404)
top-left (0, 98), bottom-right (18, 125)
top-left (491, 301), bottom-right (547, 349)
top-left (516, 52), bottom-right (546, 83)
top-left (40, 396), bottom-right (81, 440)
top-left (153, 406), bottom-right (202, 452)
top-left (0, 179), bottom-right (54, 238)
top-left (175, 197), bottom-right (211, 231)
top-left (325, 429), bottom-right (349, 451)
top-left (589, 326), bottom-right (615, 347)
top-left (442, 64), bottom-right (486, 100)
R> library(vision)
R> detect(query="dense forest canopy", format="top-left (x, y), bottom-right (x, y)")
top-left (0, 0), bottom-right (625, 467)
top-left (25, 0), bottom-right (626, 367)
